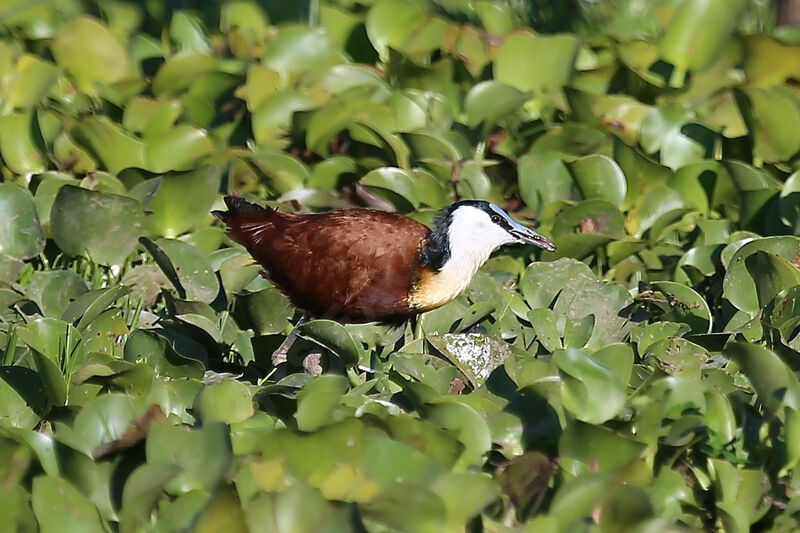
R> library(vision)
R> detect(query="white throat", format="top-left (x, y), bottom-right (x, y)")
top-left (409, 206), bottom-right (516, 311)
top-left (439, 207), bottom-right (515, 287)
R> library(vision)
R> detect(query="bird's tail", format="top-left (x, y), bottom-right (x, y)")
top-left (212, 196), bottom-right (276, 247)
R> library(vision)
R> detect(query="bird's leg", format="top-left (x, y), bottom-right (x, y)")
top-left (271, 312), bottom-right (309, 367)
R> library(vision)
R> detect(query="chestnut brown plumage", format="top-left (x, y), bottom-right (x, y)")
top-left (212, 196), bottom-right (555, 324)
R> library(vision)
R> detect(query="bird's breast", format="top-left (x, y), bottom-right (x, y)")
top-left (408, 265), bottom-right (475, 312)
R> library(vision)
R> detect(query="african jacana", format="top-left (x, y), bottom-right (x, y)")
top-left (213, 197), bottom-right (555, 360)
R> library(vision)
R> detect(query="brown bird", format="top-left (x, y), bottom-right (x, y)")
top-left (213, 196), bottom-right (555, 359)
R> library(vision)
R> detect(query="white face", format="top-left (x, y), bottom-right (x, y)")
top-left (447, 205), bottom-right (517, 263)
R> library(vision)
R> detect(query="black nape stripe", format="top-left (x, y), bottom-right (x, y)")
top-left (422, 200), bottom-right (492, 271)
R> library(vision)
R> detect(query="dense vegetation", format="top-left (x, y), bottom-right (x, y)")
top-left (1, 0), bottom-right (800, 530)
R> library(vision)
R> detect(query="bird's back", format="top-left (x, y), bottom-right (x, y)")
top-left (215, 198), bottom-right (429, 322)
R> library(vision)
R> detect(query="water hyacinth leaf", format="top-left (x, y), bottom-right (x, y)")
top-left (658, 0), bottom-right (743, 75)
top-left (644, 337), bottom-right (708, 378)
top-left (494, 32), bottom-right (579, 93)
top-left (51, 185), bottom-right (144, 265)
top-left (563, 314), bottom-right (594, 349)
top-left (0, 367), bottom-right (42, 429)
top-left (517, 152), bottom-right (576, 212)
top-left (298, 320), bottom-right (363, 366)
top-left (262, 26), bottom-right (344, 79)
top-left (123, 329), bottom-right (205, 379)
top-left (32, 475), bottom-right (106, 533)
top-left (521, 258), bottom-right (632, 349)
top-left (744, 88), bottom-right (800, 163)
top-left (145, 126), bottom-right (215, 173)
top-left (566, 155), bottom-right (626, 206)
top-left (71, 116), bottom-right (146, 173)
top-left (592, 343), bottom-right (633, 387)
top-left (252, 91), bottom-right (315, 143)
top-left (424, 400), bottom-right (492, 468)
top-left (50, 16), bottom-right (129, 91)
top-left (726, 342), bottom-right (800, 417)
top-left (119, 463), bottom-right (181, 531)
top-left (705, 390), bottom-right (736, 444)
top-left (744, 35), bottom-right (800, 87)
top-left (558, 422), bottom-right (647, 477)
top-left (744, 252), bottom-right (800, 311)
top-left (244, 287), bottom-right (293, 335)
top-left (26, 270), bottom-right (87, 318)
top-left (142, 238), bottom-right (219, 304)
top-left (552, 348), bottom-right (625, 424)
top-left (550, 199), bottom-right (625, 239)
top-left (647, 281), bottom-right (712, 334)
top-left (146, 422), bottom-right (232, 494)
top-left (366, 0), bottom-right (426, 60)
top-left (69, 393), bottom-right (148, 455)
top-left (219, 253), bottom-right (261, 296)
top-left (723, 237), bottom-right (800, 314)
top-left (122, 97), bottom-right (183, 137)
top-left (195, 380), bottom-right (254, 424)
top-left (780, 170), bottom-right (800, 233)
top-left (295, 374), bottom-right (349, 432)
top-left (3, 54), bottom-right (58, 109)
top-left (0, 110), bottom-right (47, 174)
top-left (146, 166), bottom-right (220, 238)
top-left (432, 472), bottom-right (499, 529)
top-left (360, 167), bottom-right (419, 209)
top-left (527, 308), bottom-right (561, 353)
top-left (63, 285), bottom-right (131, 331)
top-left (782, 407), bottom-right (800, 476)
top-left (427, 333), bottom-right (511, 387)
top-left (0, 183), bottom-right (45, 259)
top-left (464, 81), bottom-right (529, 129)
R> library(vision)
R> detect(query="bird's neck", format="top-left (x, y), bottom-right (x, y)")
top-left (409, 241), bottom-right (490, 312)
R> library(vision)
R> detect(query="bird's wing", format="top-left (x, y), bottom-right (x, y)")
top-left (218, 204), bottom-right (428, 321)
top-left (280, 211), bottom-right (428, 320)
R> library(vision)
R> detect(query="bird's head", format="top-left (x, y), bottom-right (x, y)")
top-left (422, 200), bottom-right (556, 271)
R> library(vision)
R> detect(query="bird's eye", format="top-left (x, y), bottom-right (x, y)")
top-left (490, 214), bottom-right (501, 223)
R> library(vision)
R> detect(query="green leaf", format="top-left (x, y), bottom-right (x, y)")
top-left (32, 475), bottom-right (106, 533)
top-left (494, 31), bottom-right (580, 93)
top-left (566, 155), bottom-right (627, 206)
top-left (427, 333), bottom-right (511, 387)
top-left (0, 367), bottom-right (43, 429)
top-left (146, 422), bottom-right (232, 494)
top-left (295, 374), bottom-right (349, 432)
top-left (146, 166), bottom-right (220, 238)
top-left (658, 0), bottom-right (743, 76)
top-left (26, 270), bottom-right (87, 318)
top-left (298, 320), bottom-right (364, 366)
top-left (141, 238), bottom-right (220, 304)
top-left (366, 0), bottom-right (426, 60)
top-left (51, 185), bottom-right (144, 265)
top-left (195, 380), bottom-right (254, 424)
top-left (0, 110), bottom-right (47, 174)
top-left (424, 400), bottom-right (491, 468)
top-left (726, 342), bottom-right (800, 417)
top-left (0, 183), bottom-right (44, 259)
top-left (527, 308), bottom-right (561, 352)
top-left (553, 348), bottom-right (626, 424)
top-left (464, 81), bottom-right (529, 129)
top-left (744, 87), bottom-right (800, 162)
top-left (50, 16), bottom-right (129, 92)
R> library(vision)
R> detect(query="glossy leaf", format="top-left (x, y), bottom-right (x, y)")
top-left (51, 186), bottom-right (144, 265)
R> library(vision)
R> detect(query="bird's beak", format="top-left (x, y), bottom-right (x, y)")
top-left (508, 221), bottom-right (557, 252)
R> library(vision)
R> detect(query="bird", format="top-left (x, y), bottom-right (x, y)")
top-left (213, 196), bottom-right (555, 361)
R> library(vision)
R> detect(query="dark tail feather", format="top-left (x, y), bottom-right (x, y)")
top-left (213, 196), bottom-right (277, 248)
top-left (212, 196), bottom-right (273, 224)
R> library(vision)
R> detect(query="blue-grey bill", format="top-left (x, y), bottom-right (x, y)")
top-left (511, 228), bottom-right (557, 252)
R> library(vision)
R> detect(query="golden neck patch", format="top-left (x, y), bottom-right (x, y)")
top-left (408, 265), bottom-right (477, 312)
